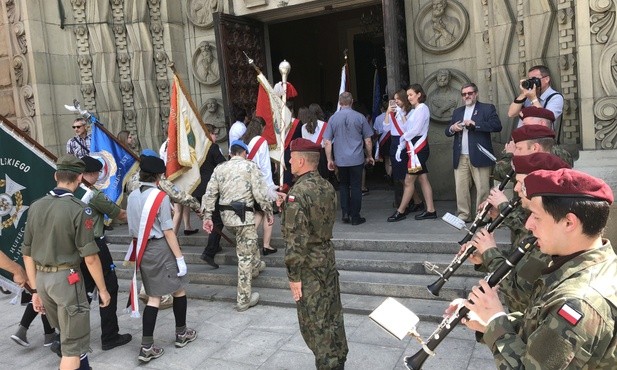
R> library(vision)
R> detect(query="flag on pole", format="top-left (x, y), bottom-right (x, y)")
top-left (90, 123), bottom-right (139, 205)
top-left (337, 62), bottom-right (350, 111)
top-left (166, 74), bottom-right (212, 194)
top-left (0, 117), bottom-right (56, 279)
top-left (255, 73), bottom-right (292, 162)
top-left (371, 67), bottom-right (382, 124)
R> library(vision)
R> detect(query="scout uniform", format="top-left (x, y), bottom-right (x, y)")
top-left (483, 168), bottom-right (617, 368)
top-left (21, 155), bottom-right (99, 357)
top-left (201, 140), bottom-right (272, 311)
top-left (281, 138), bottom-right (348, 369)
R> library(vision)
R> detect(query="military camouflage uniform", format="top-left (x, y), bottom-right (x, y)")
top-left (281, 170), bottom-right (348, 369)
top-left (483, 240), bottom-right (617, 369)
top-left (201, 156), bottom-right (272, 306)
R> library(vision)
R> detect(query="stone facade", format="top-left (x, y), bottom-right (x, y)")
top-left (0, 0), bottom-right (616, 198)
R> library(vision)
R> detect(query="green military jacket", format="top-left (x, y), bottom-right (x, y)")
top-left (483, 241), bottom-right (617, 369)
top-left (81, 187), bottom-right (121, 238)
top-left (22, 189), bottom-right (99, 267)
top-left (202, 156), bottom-right (272, 227)
top-left (493, 144), bottom-right (574, 183)
top-left (281, 171), bottom-right (337, 282)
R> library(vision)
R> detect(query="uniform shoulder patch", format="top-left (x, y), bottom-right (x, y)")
top-left (84, 207), bottom-right (93, 216)
top-left (287, 195), bottom-right (295, 202)
top-left (557, 303), bottom-right (583, 326)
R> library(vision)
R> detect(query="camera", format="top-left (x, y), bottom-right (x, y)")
top-left (521, 77), bottom-right (541, 90)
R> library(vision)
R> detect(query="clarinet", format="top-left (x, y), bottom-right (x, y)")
top-left (426, 196), bottom-right (520, 297)
top-left (458, 168), bottom-right (515, 246)
top-left (406, 236), bottom-right (538, 370)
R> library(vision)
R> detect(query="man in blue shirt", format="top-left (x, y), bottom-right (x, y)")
top-left (324, 92), bottom-right (375, 225)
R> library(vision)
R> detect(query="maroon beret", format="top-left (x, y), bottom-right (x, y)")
top-left (290, 138), bottom-right (321, 152)
top-left (511, 124), bottom-right (555, 143)
top-left (512, 152), bottom-right (570, 175)
top-left (524, 168), bottom-right (614, 204)
top-left (521, 106), bottom-right (555, 122)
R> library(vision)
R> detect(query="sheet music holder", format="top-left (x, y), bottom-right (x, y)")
top-left (369, 297), bottom-right (420, 340)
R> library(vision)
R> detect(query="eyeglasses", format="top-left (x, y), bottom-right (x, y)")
top-left (461, 91), bottom-right (476, 96)
top-left (72, 125), bottom-right (84, 129)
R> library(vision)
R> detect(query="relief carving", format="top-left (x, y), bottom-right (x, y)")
top-left (200, 98), bottom-right (227, 143)
top-left (188, 0), bottom-right (223, 28)
top-left (414, 0), bottom-right (469, 54)
top-left (192, 41), bottom-right (220, 86)
top-left (424, 68), bottom-right (470, 123)
top-left (243, 0), bottom-right (267, 7)
top-left (20, 85), bottom-right (35, 117)
top-left (590, 8), bottom-right (615, 44)
top-left (11, 55), bottom-right (27, 87)
top-left (594, 97), bottom-right (617, 149)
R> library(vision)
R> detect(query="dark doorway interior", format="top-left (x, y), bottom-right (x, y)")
top-left (267, 5), bottom-right (385, 119)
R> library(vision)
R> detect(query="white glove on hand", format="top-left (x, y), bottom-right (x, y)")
top-left (266, 185), bottom-right (279, 202)
top-left (395, 141), bottom-right (406, 162)
top-left (176, 256), bottom-right (187, 277)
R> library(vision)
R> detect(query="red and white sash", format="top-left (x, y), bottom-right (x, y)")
top-left (125, 188), bottom-right (166, 318)
top-left (375, 131), bottom-right (391, 160)
top-left (315, 120), bottom-right (328, 146)
top-left (389, 112), bottom-right (405, 136)
top-left (247, 136), bottom-right (267, 160)
top-left (406, 134), bottom-right (428, 173)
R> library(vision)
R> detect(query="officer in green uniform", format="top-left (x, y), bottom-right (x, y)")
top-left (80, 156), bottom-right (132, 350)
top-left (278, 138), bottom-right (348, 370)
top-left (22, 154), bottom-right (110, 370)
top-left (463, 168), bottom-right (617, 369)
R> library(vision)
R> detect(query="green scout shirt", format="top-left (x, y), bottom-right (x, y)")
top-left (82, 187), bottom-right (121, 238)
top-left (22, 189), bottom-right (99, 267)
top-left (483, 241), bottom-right (617, 369)
top-left (281, 171), bottom-right (337, 282)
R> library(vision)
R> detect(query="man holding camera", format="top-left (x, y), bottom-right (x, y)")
top-left (445, 83), bottom-right (502, 223)
top-left (508, 65), bottom-right (563, 128)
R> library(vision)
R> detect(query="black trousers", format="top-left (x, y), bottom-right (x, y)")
top-left (203, 203), bottom-right (224, 258)
top-left (81, 237), bottom-right (120, 344)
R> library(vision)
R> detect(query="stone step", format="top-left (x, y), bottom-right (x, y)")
top-left (108, 244), bottom-right (485, 277)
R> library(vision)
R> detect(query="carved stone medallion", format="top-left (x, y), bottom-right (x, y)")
top-left (188, 0), bottom-right (223, 28)
top-left (414, 0), bottom-right (469, 54)
top-left (199, 98), bottom-right (227, 143)
top-left (424, 68), bottom-right (470, 123)
top-left (192, 41), bottom-right (221, 86)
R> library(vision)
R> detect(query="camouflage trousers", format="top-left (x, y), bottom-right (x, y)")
top-left (227, 225), bottom-right (261, 305)
top-left (296, 266), bottom-right (348, 369)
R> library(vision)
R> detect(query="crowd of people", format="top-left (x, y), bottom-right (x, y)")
top-left (2, 63), bottom-right (616, 369)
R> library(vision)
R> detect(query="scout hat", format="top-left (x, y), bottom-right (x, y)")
top-left (290, 138), bottom-right (321, 152)
top-left (524, 168), bottom-right (613, 204)
top-left (139, 149), bottom-right (166, 174)
top-left (230, 140), bottom-right (249, 153)
top-left (56, 154), bottom-right (85, 174)
top-left (520, 106), bottom-right (555, 122)
top-left (512, 152), bottom-right (570, 175)
top-left (511, 125), bottom-right (555, 143)
top-left (82, 155), bottom-right (103, 173)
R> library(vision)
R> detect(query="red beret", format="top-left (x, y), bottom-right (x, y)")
top-left (511, 124), bottom-right (555, 143)
top-left (290, 138), bottom-right (321, 152)
top-left (524, 168), bottom-right (614, 204)
top-left (521, 106), bottom-right (555, 122)
top-left (512, 152), bottom-right (570, 175)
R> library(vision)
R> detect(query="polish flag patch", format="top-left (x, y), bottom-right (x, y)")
top-left (287, 195), bottom-right (295, 202)
top-left (557, 303), bottom-right (583, 326)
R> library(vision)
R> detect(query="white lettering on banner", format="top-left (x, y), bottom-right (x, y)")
top-left (0, 158), bottom-right (31, 173)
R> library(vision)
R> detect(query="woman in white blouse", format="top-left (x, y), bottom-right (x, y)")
top-left (388, 84), bottom-right (437, 221)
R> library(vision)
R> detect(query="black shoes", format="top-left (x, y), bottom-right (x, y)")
top-left (262, 247), bottom-right (278, 256)
top-left (342, 215), bottom-right (350, 224)
top-left (387, 211), bottom-right (407, 222)
top-left (50, 333), bottom-right (61, 357)
top-left (408, 201), bottom-right (426, 213)
top-left (200, 253), bottom-right (219, 269)
top-left (415, 210), bottom-right (437, 220)
top-left (102, 333), bottom-right (132, 351)
top-left (351, 217), bottom-right (366, 226)
top-left (183, 229), bottom-right (199, 236)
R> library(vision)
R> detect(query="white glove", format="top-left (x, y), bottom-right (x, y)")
top-left (395, 141), bottom-right (406, 162)
top-left (266, 185), bottom-right (279, 202)
top-left (176, 256), bottom-right (187, 277)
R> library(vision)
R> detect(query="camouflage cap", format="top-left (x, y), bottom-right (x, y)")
top-left (56, 154), bottom-right (85, 174)
top-left (524, 168), bottom-right (614, 204)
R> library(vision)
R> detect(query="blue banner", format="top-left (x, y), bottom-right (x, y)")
top-left (90, 123), bottom-right (138, 204)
